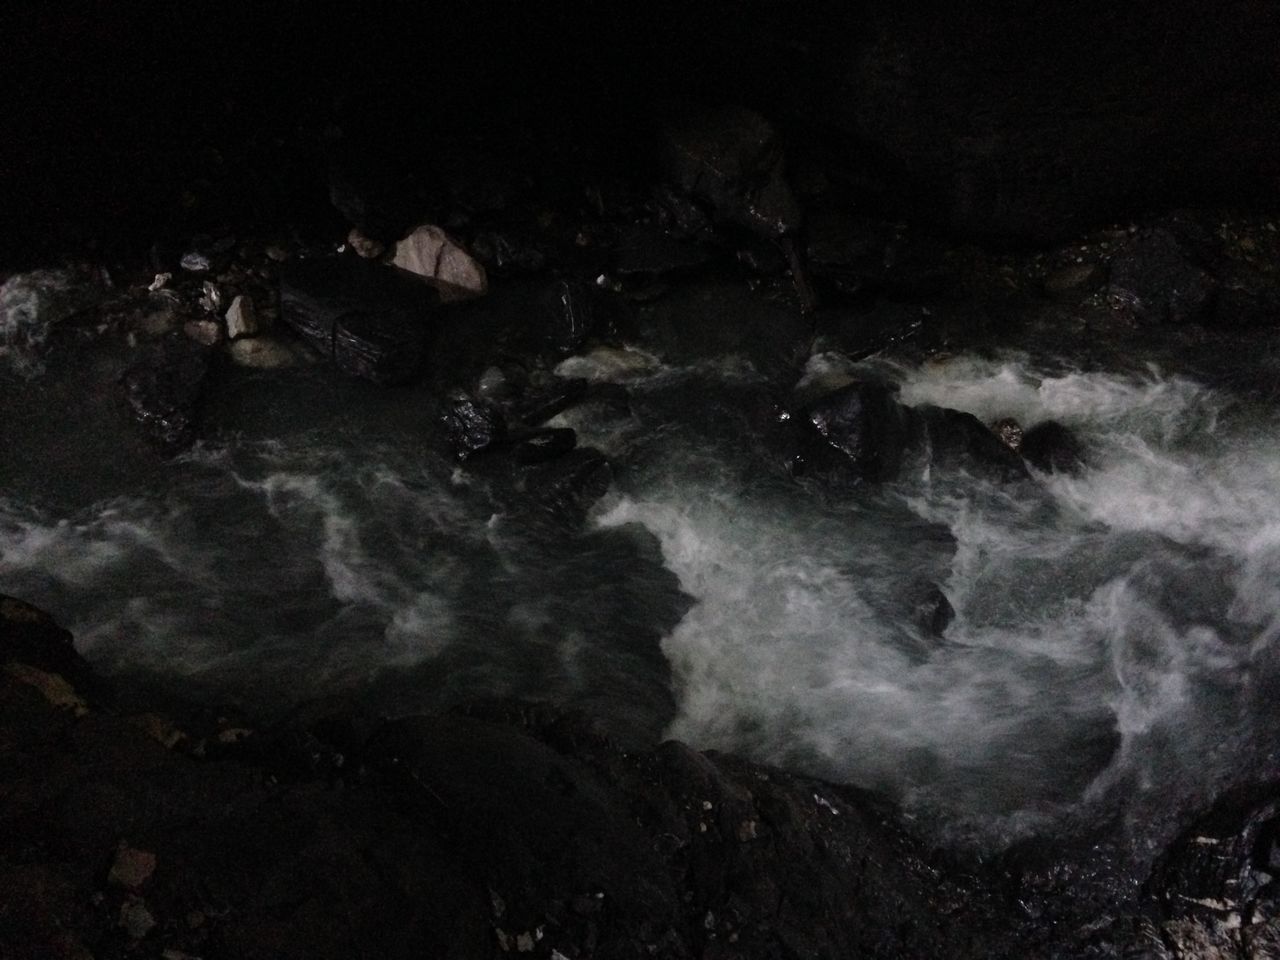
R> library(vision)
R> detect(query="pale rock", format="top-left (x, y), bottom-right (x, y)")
top-left (392, 225), bottom-right (488, 301)
top-left (347, 227), bottom-right (385, 260)
top-left (227, 335), bottom-right (306, 369)
top-left (224, 294), bottom-right (260, 339)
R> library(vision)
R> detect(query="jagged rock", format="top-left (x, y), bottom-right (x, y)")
top-left (120, 336), bottom-right (210, 453)
top-left (1108, 228), bottom-right (1214, 324)
top-left (441, 390), bottom-right (506, 460)
top-left (391, 225), bottom-right (488, 302)
top-left (279, 256), bottom-right (431, 384)
top-left (224, 294), bottom-right (260, 339)
top-left (1021, 420), bottom-right (1086, 473)
top-left (659, 104), bottom-right (802, 239)
top-left (791, 381), bottom-right (911, 481)
top-left (541, 279), bottom-right (597, 356)
top-left (513, 428), bottom-right (576, 465)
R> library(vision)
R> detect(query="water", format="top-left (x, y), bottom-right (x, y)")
top-left (3, 316), bottom-right (1278, 857)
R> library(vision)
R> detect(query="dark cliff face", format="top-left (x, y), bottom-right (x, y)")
top-left (4, 1), bottom-right (1278, 266)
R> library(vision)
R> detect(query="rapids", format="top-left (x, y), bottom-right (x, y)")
top-left (3, 326), bottom-right (1278, 857)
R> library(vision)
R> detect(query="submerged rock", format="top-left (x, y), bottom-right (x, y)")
top-left (912, 405), bottom-right (1030, 482)
top-left (1108, 228), bottom-right (1214, 324)
top-left (279, 256), bottom-right (431, 384)
top-left (120, 336), bottom-right (210, 453)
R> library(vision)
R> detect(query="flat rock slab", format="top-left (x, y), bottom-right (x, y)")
top-left (279, 257), bottom-right (432, 384)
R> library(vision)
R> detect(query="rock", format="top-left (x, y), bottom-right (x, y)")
top-left (0, 596), bottom-right (99, 700)
top-left (1212, 264), bottom-right (1280, 329)
top-left (346, 227), bottom-right (385, 260)
top-left (912, 406), bottom-right (1030, 482)
top-left (469, 231), bottom-right (548, 275)
top-left (660, 104), bottom-right (802, 239)
top-left (118, 897), bottom-right (156, 939)
top-left (182, 318), bottom-right (222, 346)
top-left (540, 279), bottom-right (597, 356)
top-left (3, 663), bottom-right (89, 716)
top-left (1108, 228), bottom-right (1214, 324)
top-left (391, 225), bottom-right (488, 302)
top-left (613, 225), bottom-right (714, 279)
top-left (911, 583), bottom-right (956, 639)
top-left (791, 381), bottom-right (912, 482)
top-left (224, 294), bottom-right (260, 339)
top-left (1043, 261), bottom-right (1106, 301)
top-left (516, 447), bottom-right (613, 517)
top-left (441, 390), bottom-right (506, 460)
top-left (990, 417), bottom-right (1024, 451)
top-left (513, 428), bottom-right (577, 465)
top-left (512, 377), bottom-right (589, 426)
top-left (179, 251), bottom-right (211, 273)
top-left (279, 256), bottom-right (431, 384)
top-left (108, 846), bottom-right (157, 890)
top-left (0, 268), bottom-right (105, 377)
top-left (1021, 420), bottom-right (1086, 473)
top-left (199, 280), bottom-right (223, 314)
top-left (147, 272), bottom-right (171, 292)
top-left (120, 336), bottom-right (210, 453)
top-left (227, 335), bottom-right (307, 369)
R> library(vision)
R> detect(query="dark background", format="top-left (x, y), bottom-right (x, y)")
top-left (4, 1), bottom-right (1278, 266)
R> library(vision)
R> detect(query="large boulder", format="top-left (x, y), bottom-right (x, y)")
top-left (279, 256), bottom-right (432, 384)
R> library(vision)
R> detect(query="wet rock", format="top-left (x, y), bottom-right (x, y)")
top-left (441, 390), bottom-right (506, 460)
top-left (279, 256), bottom-right (431, 384)
top-left (911, 583), bottom-right (956, 639)
top-left (0, 268), bottom-right (106, 377)
top-left (224, 295), bottom-right (259, 339)
top-left (791, 381), bottom-right (911, 482)
top-left (1021, 420), bottom-right (1086, 473)
top-left (990, 417), bottom-right (1024, 451)
top-left (541, 279), bottom-right (598, 356)
top-left (199, 280), bottom-right (223, 314)
top-left (391, 225), bottom-right (488, 302)
top-left (912, 406), bottom-right (1030, 482)
top-left (1108, 228), bottom-right (1214, 324)
top-left (660, 104), bottom-right (802, 239)
top-left (121, 336), bottom-right (210, 453)
top-left (513, 428), bottom-right (577, 465)
top-left (1044, 261), bottom-right (1106, 301)
top-left (512, 377), bottom-right (589, 426)
top-left (517, 447), bottom-right (613, 517)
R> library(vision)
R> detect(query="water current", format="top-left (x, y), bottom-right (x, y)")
top-left (3, 313), bottom-right (1279, 855)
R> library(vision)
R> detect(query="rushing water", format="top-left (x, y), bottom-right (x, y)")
top-left (3, 313), bottom-right (1279, 854)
